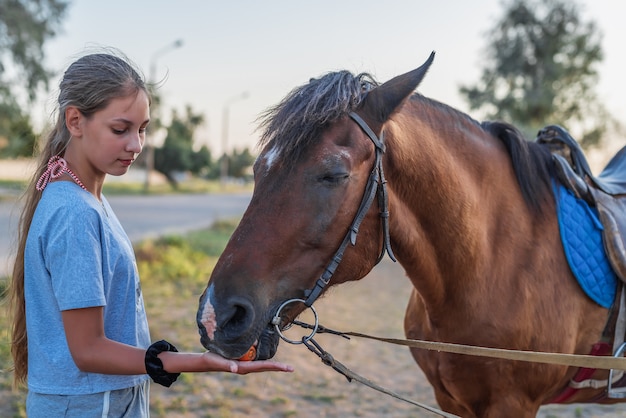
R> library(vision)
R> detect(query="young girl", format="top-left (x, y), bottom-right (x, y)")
top-left (8, 51), bottom-right (292, 417)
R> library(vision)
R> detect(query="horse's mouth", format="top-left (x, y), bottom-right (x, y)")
top-left (223, 325), bottom-right (279, 361)
top-left (197, 322), bottom-right (280, 361)
top-left (255, 325), bottom-right (280, 360)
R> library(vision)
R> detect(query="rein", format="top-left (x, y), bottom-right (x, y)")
top-left (278, 319), bottom-right (626, 418)
top-left (302, 112), bottom-right (396, 307)
top-left (301, 333), bottom-right (461, 418)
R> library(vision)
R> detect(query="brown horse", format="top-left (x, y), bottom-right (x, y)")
top-left (197, 53), bottom-right (623, 417)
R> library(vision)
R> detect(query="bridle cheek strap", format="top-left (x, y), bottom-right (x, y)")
top-left (303, 112), bottom-right (396, 307)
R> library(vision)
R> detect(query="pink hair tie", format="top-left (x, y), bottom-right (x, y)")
top-left (36, 156), bottom-right (87, 191)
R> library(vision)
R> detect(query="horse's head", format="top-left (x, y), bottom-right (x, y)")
top-left (197, 53), bottom-right (435, 360)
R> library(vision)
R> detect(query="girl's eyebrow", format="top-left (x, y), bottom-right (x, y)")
top-left (112, 118), bottom-right (133, 124)
top-left (112, 117), bottom-right (151, 125)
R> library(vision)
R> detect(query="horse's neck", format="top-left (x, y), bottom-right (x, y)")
top-left (385, 113), bottom-right (501, 231)
top-left (384, 113), bottom-right (533, 306)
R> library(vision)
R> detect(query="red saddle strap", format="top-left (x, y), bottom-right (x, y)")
top-left (549, 342), bottom-right (612, 404)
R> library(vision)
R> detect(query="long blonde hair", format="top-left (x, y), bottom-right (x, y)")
top-left (8, 51), bottom-right (149, 386)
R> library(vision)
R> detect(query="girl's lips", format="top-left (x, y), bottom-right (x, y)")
top-left (120, 159), bottom-right (134, 167)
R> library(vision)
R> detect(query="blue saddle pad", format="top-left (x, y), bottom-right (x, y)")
top-left (554, 183), bottom-right (617, 308)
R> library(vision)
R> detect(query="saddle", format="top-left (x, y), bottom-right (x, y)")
top-left (537, 125), bottom-right (626, 400)
top-left (536, 125), bottom-right (626, 283)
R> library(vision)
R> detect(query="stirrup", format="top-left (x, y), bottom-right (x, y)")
top-left (608, 342), bottom-right (626, 398)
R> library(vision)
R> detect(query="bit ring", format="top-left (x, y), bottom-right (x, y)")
top-left (271, 298), bottom-right (319, 344)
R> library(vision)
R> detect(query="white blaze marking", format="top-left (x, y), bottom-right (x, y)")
top-left (262, 145), bottom-right (281, 172)
top-left (200, 285), bottom-right (217, 339)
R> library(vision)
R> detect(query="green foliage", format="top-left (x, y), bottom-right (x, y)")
top-left (135, 237), bottom-right (212, 295)
top-left (0, 275), bottom-right (6, 297)
top-left (133, 219), bottom-right (239, 294)
top-left (153, 105), bottom-right (256, 185)
top-left (190, 144), bottom-right (211, 175)
top-left (185, 220), bottom-right (238, 256)
top-left (459, 0), bottom-right (614, 147)
top-left (154, 106), bottom-right (212, 188)
top-left (0, 109), bottom-right (37, 157)
top-left (101, 177), bottom-right (252, 195)
top-left (227, 148), bottom-right (255, 179)
top-left (0, 0), bottom-right (69, 100)
top-left (0, 0), bottom-right (68, 157)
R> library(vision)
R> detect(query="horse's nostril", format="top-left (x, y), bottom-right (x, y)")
top-left (229, 304), bottom-right (247, 327)
top-left (219, 296), bottom-right (256, 339)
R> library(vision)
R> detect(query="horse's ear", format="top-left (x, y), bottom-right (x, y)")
top-left (361, 51), bottom-right (435, 124)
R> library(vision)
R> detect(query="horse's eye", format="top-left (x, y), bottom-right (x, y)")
top-left (319, 173), bottom-right (349, 185)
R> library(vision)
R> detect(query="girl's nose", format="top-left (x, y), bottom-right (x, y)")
top-left (127, 132), bottom-right (144, 154)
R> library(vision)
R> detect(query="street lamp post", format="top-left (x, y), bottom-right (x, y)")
top-left (220, 91), bottom-right (249, 186)
top-left (143, 39), bottom-right (184, 192)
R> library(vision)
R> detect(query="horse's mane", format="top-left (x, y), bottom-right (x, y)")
top-left (257, 71), bottom-right (378, 167)
top-left (481, 121), bottom-right (556, 213)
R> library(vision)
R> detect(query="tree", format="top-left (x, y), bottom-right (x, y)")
top-left (228, 148), bottom-right (255, 179)
top-left (0, 106), bottom-right (37, 158)
top-left (189, 144), bottom-right (211, 176)
top-left (154, 105), bottom-right (209, 188)
top-left (460, 0), bottom-right (614, 148)
top-left (0, 0), bottom-right (69, 157)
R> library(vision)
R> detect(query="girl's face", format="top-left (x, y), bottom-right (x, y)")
top-left (69, 90), bottom-right (150, 181)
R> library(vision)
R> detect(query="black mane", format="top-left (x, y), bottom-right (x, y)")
top-left (482, 121), bottom-right (556, 213)
top-left (257, 70), bottom-right (378, 168)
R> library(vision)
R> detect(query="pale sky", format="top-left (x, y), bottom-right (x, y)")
top-left (34, 0), bottom-right (626, 157)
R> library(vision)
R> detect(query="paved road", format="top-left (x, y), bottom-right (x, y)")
top-left (0, 193), bottom-right (252, 277)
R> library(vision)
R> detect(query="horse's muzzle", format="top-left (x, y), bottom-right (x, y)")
top-left (196, 292), bottom-right (280, 360)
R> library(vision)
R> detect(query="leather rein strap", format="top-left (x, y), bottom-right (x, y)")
top-left (293, 320), bottom-right (626, 418)
top-left (303, 112), bottom-right (396, 307)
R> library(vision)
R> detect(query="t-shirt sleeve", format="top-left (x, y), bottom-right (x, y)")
top-left (44, 204), bottom-right (107, 311)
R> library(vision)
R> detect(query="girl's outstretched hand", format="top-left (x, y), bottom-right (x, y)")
top-left (200, 351), bottom-right (294, 374)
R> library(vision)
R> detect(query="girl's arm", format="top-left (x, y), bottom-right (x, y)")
top-left (62, 307), bottom-right (293, 376)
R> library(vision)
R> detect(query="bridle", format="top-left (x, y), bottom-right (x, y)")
top-left (272, 111), bottom-right (396, 341)
top-left (303, 111), bottom-right (396, 306)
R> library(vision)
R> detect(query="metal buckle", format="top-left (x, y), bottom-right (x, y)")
top-left (608, 342), bottom-right (626, 398)
top-left (271, 298), bottom-right (319, 344)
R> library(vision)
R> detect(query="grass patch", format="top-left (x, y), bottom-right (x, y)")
top-left (0, 180), bottom-right (25, 190)
top-left (134, 219), bottom-right (239, 301)
top-left (185, 220), bottom-right (238, 256)
top-left (102, 179), bottom-right (252, 195)
top-left (301, 393), bottom-right (345, 404)
top-left (0, 180), bottom-right (26, 202)
top-left (0, 178), bottom-right (252, 198)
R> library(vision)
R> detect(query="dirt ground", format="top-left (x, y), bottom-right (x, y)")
top-left (149, 259), bottom-right (625, 418)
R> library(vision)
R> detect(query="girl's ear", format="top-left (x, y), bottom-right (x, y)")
top-left (65, 107), bottom-right (83, 138)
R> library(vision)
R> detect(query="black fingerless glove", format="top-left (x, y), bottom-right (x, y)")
top-left (145, 340), bottom-right (181, 387)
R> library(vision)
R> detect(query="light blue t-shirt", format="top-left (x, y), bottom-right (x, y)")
top-left (24, 181), bottom-right (151, 395)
